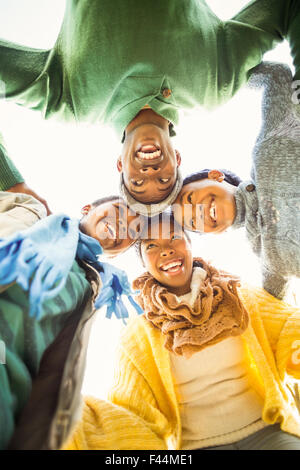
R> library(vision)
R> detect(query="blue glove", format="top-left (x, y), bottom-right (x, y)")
top-left (94, 261), bottom-right (143, 324)
top-left (0, 215), bottom-right (80, 319)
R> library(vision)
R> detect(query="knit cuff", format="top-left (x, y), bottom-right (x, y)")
top-left (262, 266), bottom-right (288, 300)
top-left (0, 144), bottom-right (24, 190)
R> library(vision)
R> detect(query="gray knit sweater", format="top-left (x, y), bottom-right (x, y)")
top-left (232, 62), bottom-right (300, 299)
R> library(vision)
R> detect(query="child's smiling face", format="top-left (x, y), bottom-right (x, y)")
top-left (141, 218), bottom-right (193, 295)
top-left (80, 199), bottom-right (142, 257)
top-left (173, 170), bottom-right (237, 234)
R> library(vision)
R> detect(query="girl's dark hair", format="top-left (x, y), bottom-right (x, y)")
top-left (183, 169), bottom-right (242, 187)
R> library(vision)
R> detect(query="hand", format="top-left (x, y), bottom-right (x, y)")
top-left (6, 182), bottom-right (52, 215)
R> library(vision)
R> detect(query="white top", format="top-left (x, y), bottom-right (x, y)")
top-left (170, 268), bottom-right (266, 449)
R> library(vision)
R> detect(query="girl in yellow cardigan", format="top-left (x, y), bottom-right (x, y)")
top-left (65, 214), bottom-right (300, 450)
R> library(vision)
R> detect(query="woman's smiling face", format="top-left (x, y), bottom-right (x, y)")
top-left (141, 220), bottom-right (193, 295)
top-left (173, 177), bottom-right (237, 234)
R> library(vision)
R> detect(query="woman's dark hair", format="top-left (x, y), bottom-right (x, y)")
top-left (183, 169), bottom-right (242, 187)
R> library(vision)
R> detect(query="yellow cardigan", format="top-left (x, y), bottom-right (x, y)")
top-left (64, 285), bottom-right (300, 450)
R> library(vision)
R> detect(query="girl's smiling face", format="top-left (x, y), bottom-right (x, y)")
top-left (173, 172), bottom-right (237, 234)
top-left (141, 220), bottom-right (193, 295)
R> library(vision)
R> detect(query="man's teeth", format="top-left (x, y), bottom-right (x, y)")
top-left (137, 149), bottom-right (161, 160)
top-left (161, 260), bottom-right (182, 272)
top-left (209, 200), bottom-right (216, 221)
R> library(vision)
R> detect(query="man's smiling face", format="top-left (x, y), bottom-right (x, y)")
top-left (117, 110), bottom-right (181, 204)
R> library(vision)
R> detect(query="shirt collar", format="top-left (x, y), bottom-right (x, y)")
top-left (112, 96), bottom-right (179, 141)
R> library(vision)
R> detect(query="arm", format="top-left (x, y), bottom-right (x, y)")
top-left (64, 344), bottom-right (170, 450)
top-left (63, 396), bottom-right (168, 450)
top-left (247, 62), bottom-right (294, 138)
top-left (0, 135), bottom-right (24, 190)
top-left (0, 133), bottom-right (51, 214)
top-left (0, 39), bottom-right (69, 125)
top-left (107, 352), bottom-right (171, 449)
top-left (240, 285), bottom-right (300, 380)
top-left (64, 317), bottom-right (177, 450)
top-left (108, 317), bottom-right (179, 449)
top-left (217, 0), bottom-right (300, 103)
top-left (0, 192), bottom-right (47, 238)
top-left (6, 183), bottom-right (51, 216)
top-left (0, 40), bottom-right (50, 109)
top-left (261, 264), bottom-right (289, 301)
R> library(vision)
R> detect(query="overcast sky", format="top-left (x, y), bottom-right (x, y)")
top-left (0, 0), bottom-right (297, 397)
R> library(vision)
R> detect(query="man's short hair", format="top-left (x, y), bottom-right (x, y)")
top-left (122, 122), bottom-right (175, 144)
top-left (183, 169), bottom-right (242, 187)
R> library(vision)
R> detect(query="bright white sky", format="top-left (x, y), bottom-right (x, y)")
top-left (0, 0), bottom-right (298, 398)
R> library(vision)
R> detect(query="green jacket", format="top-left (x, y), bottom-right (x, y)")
top-left (1, 0), bottom-right (300, 189)
top-left (0, 191), bottom-right (100, 450)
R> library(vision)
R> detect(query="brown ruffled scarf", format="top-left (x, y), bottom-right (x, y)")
top-left (132, 258), bottom-right (249, 358)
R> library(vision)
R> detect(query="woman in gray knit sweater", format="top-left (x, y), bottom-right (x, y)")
top-left (172, 62), bottom-right (300, 300)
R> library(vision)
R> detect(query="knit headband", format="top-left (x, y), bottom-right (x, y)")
top-left (119, 169), bottom-right (183, 217)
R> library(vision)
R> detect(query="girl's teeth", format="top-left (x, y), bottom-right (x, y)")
top-left (168, 266), bottom-right (181, 273)
top-left (162, 261), bottom-right (182, 271)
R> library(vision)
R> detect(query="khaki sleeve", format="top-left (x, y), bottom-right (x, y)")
top-left (0, 191), bottom-right (47, 238)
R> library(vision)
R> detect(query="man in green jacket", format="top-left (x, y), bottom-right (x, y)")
top-left (1, 0), bottom-right (300, 214)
